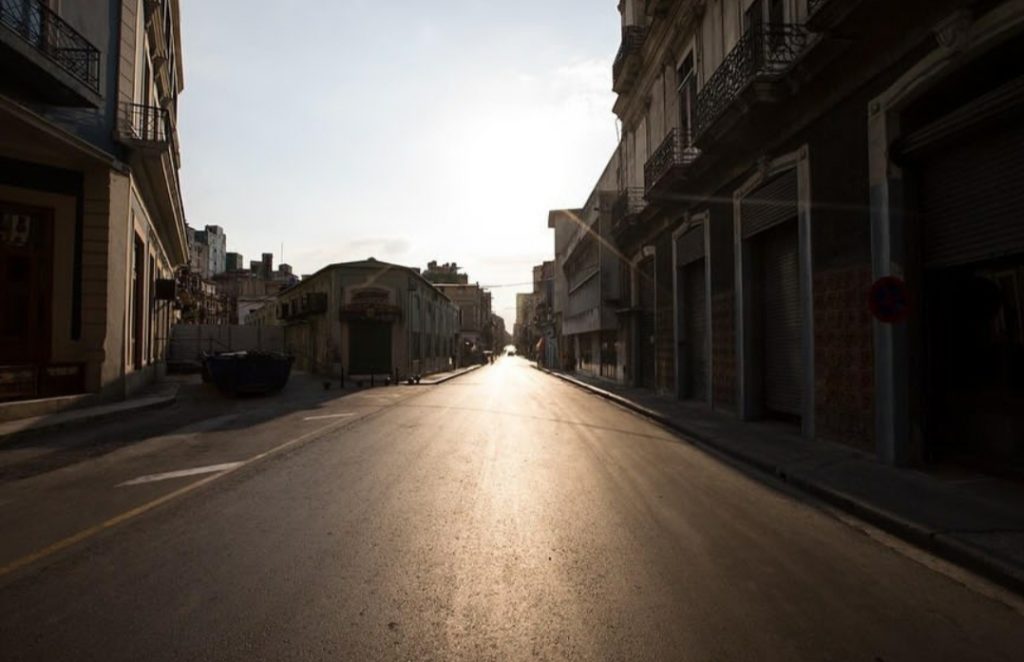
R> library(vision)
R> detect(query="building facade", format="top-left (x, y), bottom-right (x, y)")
top-left (250, 259), bottom-right (459, 381)
top-left (225, 251), bottom-right (245, 272)
top-left (211, 253), bottom-right (299, 324)
top-left (1, 0), bottom-right (187, 402)
top-left (186, 223), bottom-right (225, 278)
top-left (556, 153), bottom-right (627, 381)
top-left (579, 0), bottom-right (1024, 472)
top-left (436, 282), bottom-right (493, 364)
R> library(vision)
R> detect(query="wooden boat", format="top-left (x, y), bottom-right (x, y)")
top-left (202, 351), bottom-right (294, 395)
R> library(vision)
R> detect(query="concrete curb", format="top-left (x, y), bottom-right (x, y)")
top-left (0, 387), bottom-right (179, 446)
top-left (537, 366), bottom-right (1024, 596)
top-left (417, 364), bottom-right (482, 385)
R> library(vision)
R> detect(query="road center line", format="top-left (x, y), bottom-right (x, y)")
top-left (118, 463), bottom-right (245, 487)
top-left (0, 414), bottom-right (365, 579)
top-left (303, 413), bottom-right (354, 421)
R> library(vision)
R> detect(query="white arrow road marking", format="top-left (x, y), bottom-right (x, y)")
top-left (118, 462), bottom-right (245, 487)
top-left (303, 413), bottom-right (355, 421)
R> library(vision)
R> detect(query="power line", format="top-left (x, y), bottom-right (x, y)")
top-left (479, 281), bottom-right (536, 289)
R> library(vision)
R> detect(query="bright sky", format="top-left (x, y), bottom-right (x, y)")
top-left (178, 1), bottom-right (620, 326)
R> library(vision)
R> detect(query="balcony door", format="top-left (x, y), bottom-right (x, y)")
top-left (677, 53), bottom-right (696, 145)
top-left (743, 0), bottom-right (783, 30)
top-left (744, 0), bottom-right (764, 32)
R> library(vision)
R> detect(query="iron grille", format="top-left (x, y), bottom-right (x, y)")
top-left (644, 128), bottom-right (701, 192)
top-left (612, 25), bottom-right (647, 84)
top-left (120, 102), bottom-right (169, 144)
top-left (0, 0), bottom-right (100, 93)
top-left (611, 188), bottom-right (646, 232)
top-left (694, 24), bottom-right (810, 138)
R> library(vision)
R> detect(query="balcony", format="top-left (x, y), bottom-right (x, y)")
top-left (694, 23), bottom-right (810, 146)
top-left (118, 101), bottom-right (186, 263)
top-left (0, 0), bottom-right (101, 106)
top-left (610, 188), bottom-right (646, 237)
top-left (644, 128), bottom-right (701, 198)
top-left (117, 102), bottom-right (169, 149)
top-left (612, 26), bottom-right (647, 94)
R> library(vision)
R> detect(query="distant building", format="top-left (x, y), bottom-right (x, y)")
top-left (250, 258), bottom-right (459, 380)
top-left (226, 252), bottom-right (245, 272)
top-left (187, 227), bottom-right (209, 277)
top-left (436, 283), bottom-right (492, 364)
top-left (213, 255), bottom-right (298, 324)
top-left (423, 261), bottom-right (469, 285)
top-left (186, 224), bottom-right (227, 278)
top-left (204, 225), bottom-right (226, 276)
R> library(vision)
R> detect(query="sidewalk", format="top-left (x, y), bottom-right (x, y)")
top-left (0, 380), bottom-right (181, 444)
top-left (416, 364), bottom-right (482, 385)
top-left (538, 366), bottom-right (1024, 594)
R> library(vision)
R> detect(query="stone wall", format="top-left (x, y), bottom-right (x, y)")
top-left (711, 292), bottom-right (736, 410)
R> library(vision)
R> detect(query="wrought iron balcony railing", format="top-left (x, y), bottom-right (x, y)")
top-left (611, 188), bottom-right (646, 234)
top-left (118, 102), bottom-right (170, 145)
top-left (694, 24), bottom-right (810, 139)
top-left (612, 26), bottom-right (647, 90)
top-left (0, 0), bottom-right (100, 93)
top-left (644, 128), bottom-right (701, 194)
top-left (807, 0), bottom-right (828, 16)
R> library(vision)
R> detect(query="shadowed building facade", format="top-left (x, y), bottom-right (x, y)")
top-left (0, 0), bottom-right (187, 404)
top-left (546, 0), bottom-right (1024, 472)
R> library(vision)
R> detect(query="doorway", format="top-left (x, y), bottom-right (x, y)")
top-left (0, 203), bottom-right (53, 366)
top-left (348, 320), bottom-right (392, 375)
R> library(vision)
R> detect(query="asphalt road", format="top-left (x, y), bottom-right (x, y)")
top-left (1, 357), bottom-right (1023, 661)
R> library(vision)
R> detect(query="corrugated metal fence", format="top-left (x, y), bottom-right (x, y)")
top-left (168, 325), bottom-right (285, 364)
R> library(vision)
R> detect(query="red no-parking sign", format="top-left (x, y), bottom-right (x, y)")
top-left (868, 276), bottom-right (911, 323)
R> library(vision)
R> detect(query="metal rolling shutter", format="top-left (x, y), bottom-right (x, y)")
top-left (920, 119), bottom-right (1024, 268)
top-left (684, 259), bottom-right (707, 400)
top-left (677, 224), bottom-right (705, 265)
top-left (349, 321), bottom-right (392, 375)
top-left (678, 225), bottom-right (707, 400)
top-left (741, 169), bottom-right (798, 239)
top-left (761, 221), bottom-right (802, 417)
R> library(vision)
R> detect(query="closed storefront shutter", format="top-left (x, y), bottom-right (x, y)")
top-left (349, 321), bottom-right (392, 375)
top-left (677, 225), bottom-right (707, 401)
top-left (761, 220), bottom-right (802, 417)
top-left (741, 169), bottom-right (798, 240)
top-left (919, 119), bottom-right (1024, 268)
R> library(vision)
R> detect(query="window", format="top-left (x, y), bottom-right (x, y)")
top-left (744, 0), bottom-right (764, 32)
top-left (677, 53), bottom-right (696, 143)
top-left (131, 234), bottom-right (145, 369)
